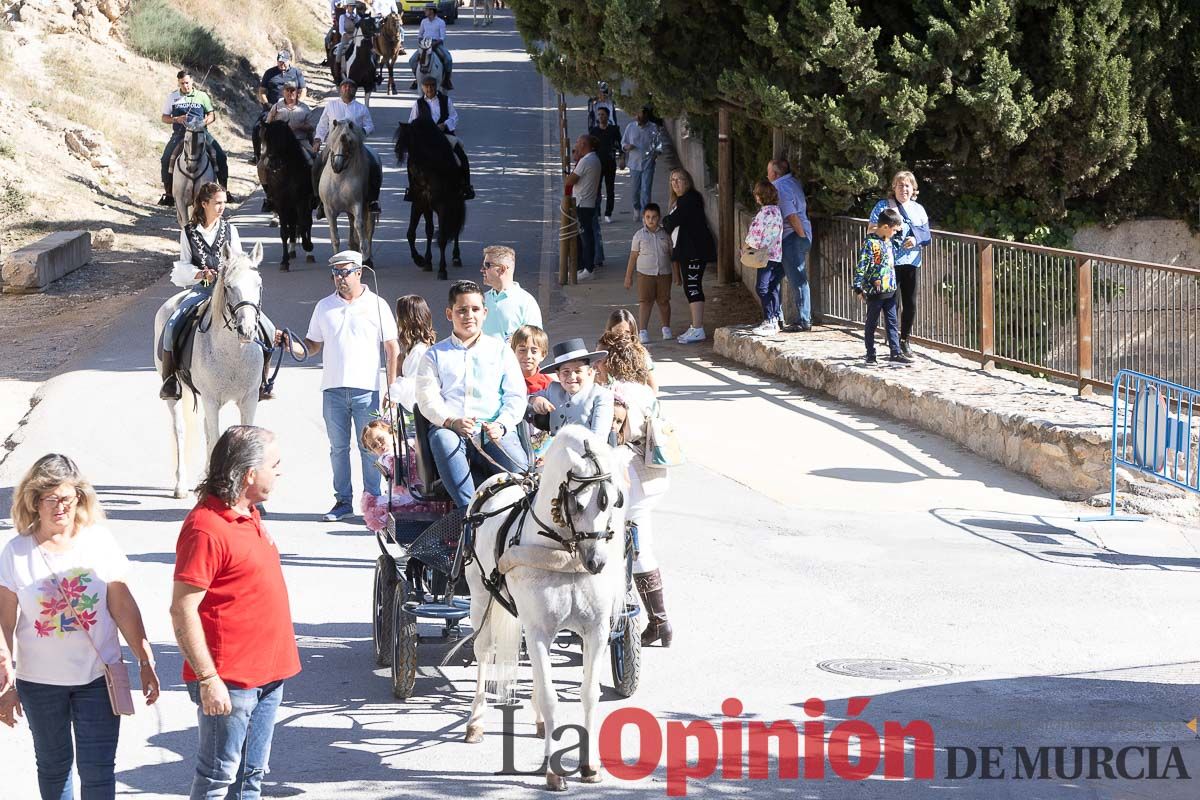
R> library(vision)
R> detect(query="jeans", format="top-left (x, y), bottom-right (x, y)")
top-left (322, 387), bottom-right (381, 503)
top-left (162, 132), bottom-right (229, 192)
top-left (599, 162), bottom-right (616, 217)
top-left (781, 234), bottom-right (812, 327)
top-left (577, 205), bottom-right (598, 273)
top-left (16, 676), bottom-right (120, 800)
top-left (590, 201), bottom-right (605, 265)
top-left (186, 680), bottom-right (284, 800)
top-left (864, 293), bottom-right (901, 358)
top-left (408, 41), bottom-right (452, 74)
top-left (313, 146), bottom-right (383, 203)
top-left (896, 264), bottom-right (919, 341)
top-left (755, 260), bottom-right (784, 322)
top-left (427, 425), bottom-right (528, 508)
top-left (629, 161), bottom-right (655, 214)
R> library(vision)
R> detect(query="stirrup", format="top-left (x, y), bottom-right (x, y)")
top-left (160, 375), bottom-right (181, 400)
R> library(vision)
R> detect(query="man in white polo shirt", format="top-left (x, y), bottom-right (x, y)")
top-left (303, 250), bottom-right (400, 521)
top-left (480, 245), bottom-right (542, 342)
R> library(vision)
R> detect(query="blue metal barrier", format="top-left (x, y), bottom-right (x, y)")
top-left (1082, 369), bottom-right (1200, 521)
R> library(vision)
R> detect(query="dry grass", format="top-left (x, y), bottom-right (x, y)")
top-left (173, 0), bottom-right (326, 65)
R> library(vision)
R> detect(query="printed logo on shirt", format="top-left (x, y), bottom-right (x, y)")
top-left (34, 569), bottom-right (100, 637)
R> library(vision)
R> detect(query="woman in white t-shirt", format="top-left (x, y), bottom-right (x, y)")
top-left (0, 454), bottom-right (160, 800)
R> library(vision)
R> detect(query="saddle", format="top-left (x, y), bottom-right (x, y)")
top-left (171, 296), bottom-right (211, 397)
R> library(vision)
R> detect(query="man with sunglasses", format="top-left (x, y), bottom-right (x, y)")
top-left (301, 251), bottom-right (400, 521)
top-left (479, 245), bottom-right (542, 343)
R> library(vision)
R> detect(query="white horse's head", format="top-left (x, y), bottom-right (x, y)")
top-left (212, 242), bottom-right (264, 343)
top-left (540, 425), bottom-right (626, 576)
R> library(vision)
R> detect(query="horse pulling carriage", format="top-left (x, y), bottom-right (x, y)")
top-left (368, 410), bottom-right (643, 727)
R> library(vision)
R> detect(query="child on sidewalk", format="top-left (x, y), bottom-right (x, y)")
top-left (852, 207), bottom-right (912, 365)
top-left (624, 203), bottom-right (679, 343)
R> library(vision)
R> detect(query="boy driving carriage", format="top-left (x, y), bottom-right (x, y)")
top-left (414, 281), bottom-right (529, 508)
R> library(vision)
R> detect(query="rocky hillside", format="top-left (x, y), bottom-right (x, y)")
top-left (0, 0), bottom-right (327, 255)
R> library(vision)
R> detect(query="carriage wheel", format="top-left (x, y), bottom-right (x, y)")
top-left (610, 609), bottom-right (642, 697)
top-left (391, 580), bottom-right (419, 699)
top-left (373, 555), bottom-right (397, 667)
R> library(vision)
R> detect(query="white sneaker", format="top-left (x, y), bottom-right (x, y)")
top-left (604, 215), bottom-right (613, 224)
top-left (577, 270), bottom-right (593, 282)
top-left (677, 327), bottom-right (706, 344)
top-left (751, 320), bottom-right (778, 336)
top-left (638, 329), bottom-right (650, 344)
top-left (661, 326), bottom-right (673, 341)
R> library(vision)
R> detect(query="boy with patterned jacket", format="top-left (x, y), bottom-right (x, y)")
top-left (852, 208), bottom-right (911, 364)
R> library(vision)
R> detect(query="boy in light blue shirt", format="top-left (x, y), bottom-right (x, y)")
top-left (480, 245), bottom-right (543, 342)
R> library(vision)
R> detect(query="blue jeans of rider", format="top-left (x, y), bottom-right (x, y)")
top-left (322, 387), bottom-right (381, 504)
top-left (781, 233), bottom-right (812, 328)
top-left (427, 425), bottom-right (528, 508)
top-left (186, 680), bottom-right (284, 800)
top-left (16, 676), bottom-right (120, 800)
top-left (629, 161), bottom-right (655, 215)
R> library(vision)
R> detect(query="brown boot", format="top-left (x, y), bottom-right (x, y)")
top-left (159, 350), bottom-right (181, 400)
top-left (259, 351), bottom-right (274, 401)
top-left (634, 569), bottom-right (672, 647)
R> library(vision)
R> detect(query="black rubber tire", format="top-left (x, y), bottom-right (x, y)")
top-left (610, 610), bottom-right (641, 698)
top-left (373, 555), bottom-right (397, 667)
top-left (391, 580), bottom-right (419, 699)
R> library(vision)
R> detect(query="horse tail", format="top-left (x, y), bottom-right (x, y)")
top-left (481, 597), bottom-right (522, 704)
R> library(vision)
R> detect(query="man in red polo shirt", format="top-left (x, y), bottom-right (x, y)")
top-left (169, 425), bottom-right (300, 800)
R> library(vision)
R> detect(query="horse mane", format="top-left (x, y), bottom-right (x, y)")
top-left (262, 120), bottom-right (306, 165)
top-left (211, 247), bottom-right (258, 312)
top-left (395, 117), bottom-right (458, 176)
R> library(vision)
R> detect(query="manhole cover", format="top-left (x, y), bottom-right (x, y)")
top-left (817, 659), bottom-right (952, 680)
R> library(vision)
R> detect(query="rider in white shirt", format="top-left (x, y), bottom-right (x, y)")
top-left (408, 4), bottom-right (453, 90)
top-left (372, 0), bottom-right (398, 17)
top-left (408, 75), bottom-right (475, 199)
top-left (312, 78), bottom-right (383, 217)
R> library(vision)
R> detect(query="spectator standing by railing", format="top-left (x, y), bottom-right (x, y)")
top-left (868, 170), bottom-right (931, 357)
top-left (744, 180), bottom-right (785, 335)
top-left (767, 158), bottom-right (813, 332)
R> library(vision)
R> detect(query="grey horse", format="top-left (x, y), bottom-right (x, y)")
top-left (320, 120), bottom-right (376, 266)
top-left (171, 120), bottom-right (217, 229)
top-left (152, 243), bottom-right (267, 498)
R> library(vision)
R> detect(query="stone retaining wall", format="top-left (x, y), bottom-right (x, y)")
top-left (715, 326), bottom-right (1115, 498)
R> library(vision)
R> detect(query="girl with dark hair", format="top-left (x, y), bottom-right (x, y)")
top-left (388, 294), bottom-right (437, 412)
top-left (0, 454), bottom-right (160, 798)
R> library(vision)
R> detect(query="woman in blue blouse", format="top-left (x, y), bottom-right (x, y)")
top-left (868, 171), bottom-right (931, 357)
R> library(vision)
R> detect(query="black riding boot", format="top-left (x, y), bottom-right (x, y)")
top-left (312, 155), bottom-right (326, 219)
top-left (259, 351), bottom-right (274, 401)
top-left (159, 350), bottom-right (181, 400)
top-left (634, 569), bottom-right (673, 647)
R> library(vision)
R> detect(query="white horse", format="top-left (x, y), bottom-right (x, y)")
top-left (464, 426), bottom-right (626, 790)
top-left (320, 120), bottom-right (376, 267)
top-left (413, 37), bottom-right (446, 92)
top-left (153, 243), bottom-right (266, 498)
top-left (472, 0), bottom-right (493, 27)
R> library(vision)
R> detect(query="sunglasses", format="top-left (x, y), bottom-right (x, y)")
top-left (331, 267), bottom-right (360, 278)
top-left (481, 261), bottom-right (506, 271)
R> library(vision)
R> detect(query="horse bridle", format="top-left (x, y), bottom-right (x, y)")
top-left (532, 441), bottom-right (624, 553)
top-left (177, 127), bottom-right (210, 181)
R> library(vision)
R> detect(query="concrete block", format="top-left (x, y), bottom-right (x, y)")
top-left (1, 231), bottom-right (91, 293)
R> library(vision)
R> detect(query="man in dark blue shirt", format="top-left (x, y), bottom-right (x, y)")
top-left (252, 51), bottom-right (306, 165)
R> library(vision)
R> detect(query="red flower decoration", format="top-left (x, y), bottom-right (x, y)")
top-left (40, 595), bottom-right (68, 616)
top-left (33, 619), bottom-right (56, 637)
top-left (76, 609), bottom-right (98, 630)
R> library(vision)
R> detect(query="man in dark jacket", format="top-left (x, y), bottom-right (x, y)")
top-left (588, 105), bottom-right (621, 223)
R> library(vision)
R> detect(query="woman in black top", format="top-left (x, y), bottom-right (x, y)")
top-left (663, 168), bottom-right (717, 344)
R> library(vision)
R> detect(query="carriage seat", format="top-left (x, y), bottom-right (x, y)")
top-left (412, 407), bottom-right (450, 501)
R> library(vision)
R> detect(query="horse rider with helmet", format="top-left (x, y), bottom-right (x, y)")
top-left (408, 75), bottom-right (475, 199)
top-left (312, 77), bottom-right (383, 219)
top-left (159, 181), bottom-right (280, 401)
top-left (253, 50), bottom-right (305, 167)
top-left (408, 3), bottom-right (453, 91)
top-left (159, 70), bottom-right (233, 206)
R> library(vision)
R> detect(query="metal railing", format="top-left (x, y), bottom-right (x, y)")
top-left (812, 217), bottom-right (1200, 393)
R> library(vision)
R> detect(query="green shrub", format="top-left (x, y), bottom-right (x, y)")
top-left (1, 180), bottom-right (28, 215)
top-left (0, 138), bottom-right (13, 159)
top-left (126, 0), bottom-right (228, 68)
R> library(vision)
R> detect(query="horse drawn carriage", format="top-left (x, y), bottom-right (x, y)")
top-left (367, 409), bottom-right (643, 702)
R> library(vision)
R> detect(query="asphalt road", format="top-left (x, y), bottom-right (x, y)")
top-left (2, 10), bottom-right (1200, 799)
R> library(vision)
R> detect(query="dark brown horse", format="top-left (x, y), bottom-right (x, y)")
top-left (257, 120), bottom-right (314, 271)
top-left (394, 118), bottom-right (466, 279)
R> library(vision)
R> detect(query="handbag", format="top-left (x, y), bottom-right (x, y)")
top-left (644, 403), bottom-right (685, 468)
top-left (740, 245), bottom-right (769, 270)
top-left (37, 547), bottom-right (136, 716)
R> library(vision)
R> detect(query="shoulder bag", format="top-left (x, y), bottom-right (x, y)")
top-left (740, 245), bottom-right (769, 270)
top-left (644, 402), bottom-right (685, 469)
top-left (37, 547), bottom-right (135, 716)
